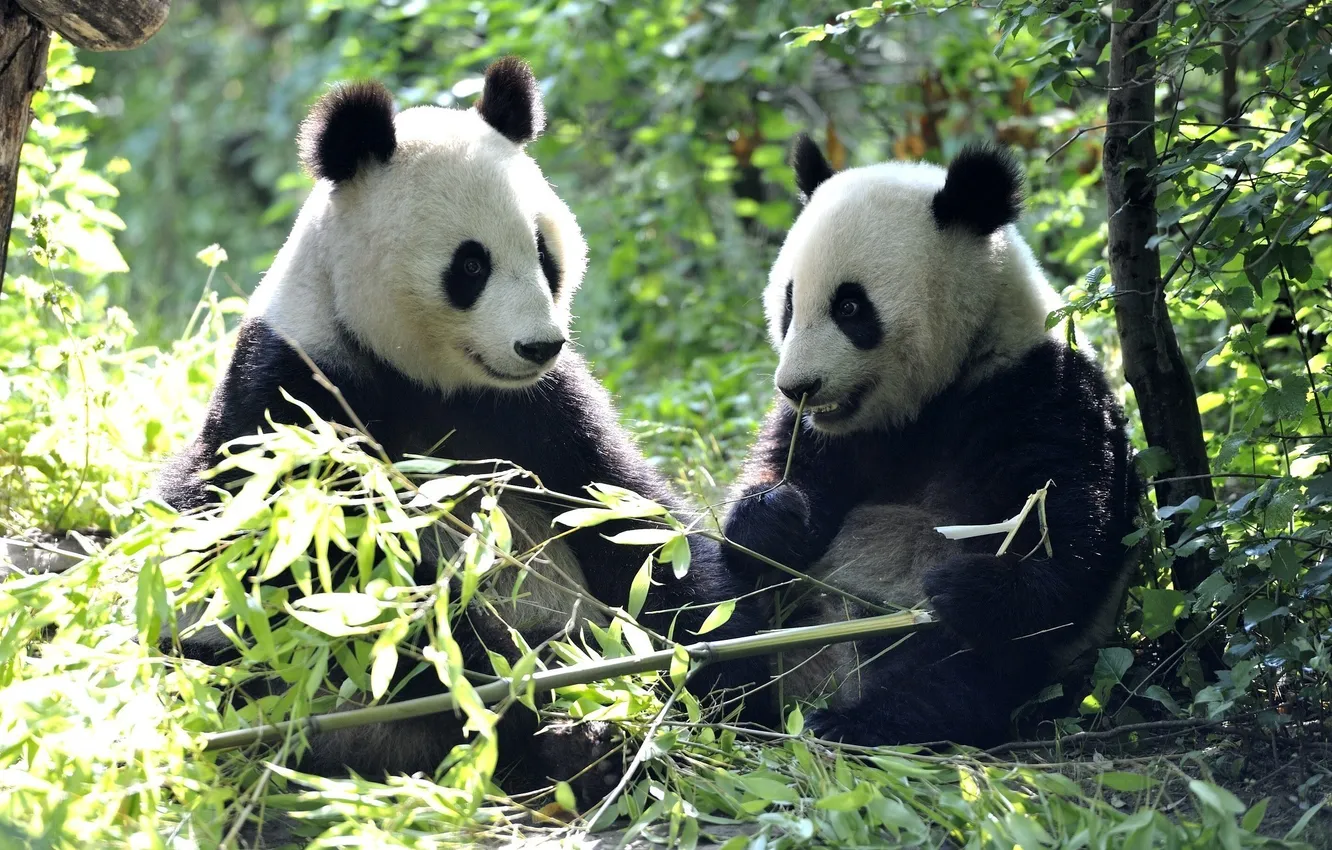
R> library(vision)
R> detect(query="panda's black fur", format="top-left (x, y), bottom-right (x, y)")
top-left (723, 138), bottom-right (1141, 748)
top-left (157, 59), bottom-right (766, 815)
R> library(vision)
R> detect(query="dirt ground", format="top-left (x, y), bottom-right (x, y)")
top-left (1005, 724), bottom-right (1332, 848)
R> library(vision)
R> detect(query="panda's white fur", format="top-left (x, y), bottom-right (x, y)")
top-left (765, 160), bottom-right (1063, 432)
top-left (723, 137), bottom-right (1140, 748)
top-left (251, 104), bottom-right (587, 394)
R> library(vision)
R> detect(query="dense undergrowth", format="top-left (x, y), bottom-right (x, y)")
top-left (0, 286), bottom-right (1321, 848)
top-left (4, 1), bottom-right (1332, 847)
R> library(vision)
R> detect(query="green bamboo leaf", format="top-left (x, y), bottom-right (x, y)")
top-left (668, 643), bottom-right (690, 690)
top-left (662, 533), bottom-right (691, 579)
top-left (816, 782), bottom-right (876, 811)
top-left (370, 619), bottom-right (408, 699)
top-left (694, 598), bottom-right (735, 636)
top-left (604, 528), bottom-right (680, 546)
top-left (627, 555), bottom-right (653, 620)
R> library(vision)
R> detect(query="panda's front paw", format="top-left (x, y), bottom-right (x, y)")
top-left (806, 708), bottom-right (891, 747)
top-left (722, 483), bottom-right (812, 576)
top-left (923, 553), bottom-right (1015, 642)
top-left (532, 720), bottom-right (623, 808)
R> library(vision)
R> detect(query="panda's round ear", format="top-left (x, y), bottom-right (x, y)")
top-left (476, 57), bottom-right (546, 145)
top-left (298, 81), bottom-right (397, 183)
top-left (791, 133), bottom-right (834, 203)
top-left (931, 144), bottom-right (1024, 235)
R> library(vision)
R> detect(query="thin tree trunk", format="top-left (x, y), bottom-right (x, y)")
top-left (1221, 24), bottom-right (1240, 125)
top-left (0, 0), bottom-right (50, 293)
top-left (1105, 0), bottom-right (1215, 592)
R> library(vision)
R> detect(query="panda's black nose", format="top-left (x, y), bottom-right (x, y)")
top-left (514, 338), bottom-right (565, 365)
top-left (778, 378), bottom-right (822, 404)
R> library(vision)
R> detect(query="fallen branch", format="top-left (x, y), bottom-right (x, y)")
top-left (985, 716), bottom-right (1240, 755)
top-left (201, 609), bottom-right (935, 753)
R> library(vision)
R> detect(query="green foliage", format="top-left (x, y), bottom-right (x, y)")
top-left (3, 0), bottom-right (1332, 845)
top-left (1, 424), bottom-right (1309, 846)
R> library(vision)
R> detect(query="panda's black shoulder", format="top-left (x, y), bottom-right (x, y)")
top-left (156, 317), bottom-right (361, 510)
top-left (953, 339), bottom-right (1139, 507)
top-left (965, 340), bottom-right (1125, 431)
top-left (505, 354), bottom-right (682, 508)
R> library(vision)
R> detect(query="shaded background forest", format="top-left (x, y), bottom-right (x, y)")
top-left (12, 0), bottom-right (1131, 497)
top-left (2, 0), bottom-right (1331, 846)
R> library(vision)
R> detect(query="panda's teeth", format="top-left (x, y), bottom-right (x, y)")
top-left (806, 401), bottom-right (840, 414)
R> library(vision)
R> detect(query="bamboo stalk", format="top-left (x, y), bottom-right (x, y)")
top-left (201, 609), bottom-right (934, 753)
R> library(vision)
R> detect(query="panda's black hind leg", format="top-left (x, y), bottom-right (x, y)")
top-left (802, 640), bottom-right (1021, 749)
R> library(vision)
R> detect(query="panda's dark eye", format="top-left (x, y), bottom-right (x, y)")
top-left (443, 240), bottom-right (492, 309)
top-left (830, 282), bottom-right (882, 350)
top-left (537, 230), bottom-right (561, 297)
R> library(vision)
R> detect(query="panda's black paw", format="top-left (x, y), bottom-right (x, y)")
top-left (722, 483), bottom-right (812, 576)
top-left (531, 720), bottom-right (623, 808)
top-left (805, 708), bottom-right (888, 747)
top-left (923, 553), bottom-right (1016, 641)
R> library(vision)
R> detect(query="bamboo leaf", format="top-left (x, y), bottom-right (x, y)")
top-left (370, 619), bottom-right (408, 699)
top-left (627, 555), bottom-right (653, 619)
top-left (604, 528), bottom-right (680, 546)
top-left (694, 598), bottom-right (735, 635)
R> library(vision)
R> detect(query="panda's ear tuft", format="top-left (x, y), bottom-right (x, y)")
top-left (791, 133), bottom-right (835, 203)
top-left (931, 143), bottom-right (1024, 235)
top-left (298, 81), bottom-right (397, 183)
top-left (477, 57), bottom-right (546, 145)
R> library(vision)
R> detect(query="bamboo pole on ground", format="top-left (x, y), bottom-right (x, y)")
top-left (202, 609), bottom-right (935, 753)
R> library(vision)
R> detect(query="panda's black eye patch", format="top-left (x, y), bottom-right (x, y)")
top-left (830, 282), bottom-right (881, 350)
top-left (537, 230), bottom-right (561, 297)
top-left (443, 240), bottom-right (491, 310)
top-left (781, 280), bottom-right (794, 338)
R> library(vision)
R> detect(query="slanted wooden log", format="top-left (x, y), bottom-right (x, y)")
top-left (1, 0), bottom-right (170, 293)
top-left (17, 0), bottom-right (169, 51)
top-left (0, 0), bottom-right (50, 289)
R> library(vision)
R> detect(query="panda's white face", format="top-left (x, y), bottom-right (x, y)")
top-left (764, 141), bottom-right (1061, 434)
top-left (251, 60), bottom-right (587, 394)
top-left (323, 108), bottom-right (583, 391)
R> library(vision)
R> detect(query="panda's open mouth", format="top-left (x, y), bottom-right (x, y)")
top-left (464, 348), bottom-right (544, 383)
top-left (803, 384), bottom-right (868, 427)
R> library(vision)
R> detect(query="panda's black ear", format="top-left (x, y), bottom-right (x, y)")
top-left (791, 133), bottom-right (834, 203)
top-left (931, 144), bottom-right (1024, 235)
top-left (298, 81), bottom-right (397, 183)
top-left (477, 57), bottom-right (546, 145)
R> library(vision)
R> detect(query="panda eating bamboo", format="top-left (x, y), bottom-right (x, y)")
top-left (157, 58), bottom-right (765, 796)
top-left (723, 136), bottom-right (1142, 747)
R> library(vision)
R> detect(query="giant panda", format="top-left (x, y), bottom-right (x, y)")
top-left (722, 136), bottom-right (1141, 748)
top-left (157, 58), bottom-right (764, 797)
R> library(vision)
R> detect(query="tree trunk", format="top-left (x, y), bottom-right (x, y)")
top-left (1221, 26), bottom-right (1240, 125)
top-left (1105, 0), bottom-right (1216, 592)
top-left (0, 0), bottom-right (50, 293)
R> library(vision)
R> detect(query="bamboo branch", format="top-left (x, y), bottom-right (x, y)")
top-left (201, 610), bottom-right (935, 753)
